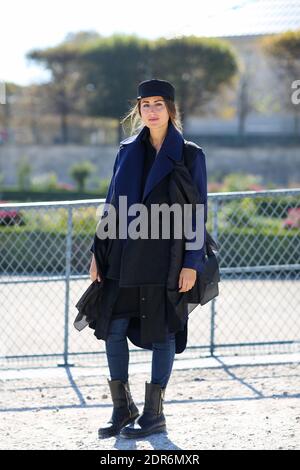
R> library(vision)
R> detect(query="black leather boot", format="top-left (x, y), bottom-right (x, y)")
top-left (98, 379), bottom-right (139, 439)
top-left (120, 382), bottom-right (167, 439)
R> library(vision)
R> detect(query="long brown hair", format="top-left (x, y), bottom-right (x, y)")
top-left (120, 98), bottom-right (183, 136)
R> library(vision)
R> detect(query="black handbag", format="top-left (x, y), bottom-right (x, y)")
top-left (172, 145), bottom-right (221, 306)
top-left (186, 230), bottom-right (220, 305)
top-left (73, 279), bottom-right (104, 331)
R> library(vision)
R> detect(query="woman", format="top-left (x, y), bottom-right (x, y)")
top-left (89, 79), bottom-right (208, 439)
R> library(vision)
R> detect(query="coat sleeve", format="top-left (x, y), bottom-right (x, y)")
top-left (182, 147), bottom-right (207, 273)
top-left (90, 150), bottom-right (120, 254)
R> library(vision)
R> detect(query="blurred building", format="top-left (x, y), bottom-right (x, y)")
top-left (185, 0), bottom-right (300, 137)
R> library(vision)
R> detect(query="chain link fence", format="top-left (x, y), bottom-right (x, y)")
top-left (0, 189), bottom-right (299, 368)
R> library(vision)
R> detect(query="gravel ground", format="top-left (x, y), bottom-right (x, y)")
top-left (0, 360), bottom-right (299, 450)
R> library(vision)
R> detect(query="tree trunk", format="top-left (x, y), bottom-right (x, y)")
top-left (237, 74), bottom-right (250, 137)
top-left (61, 112), bottom-right (68, 144)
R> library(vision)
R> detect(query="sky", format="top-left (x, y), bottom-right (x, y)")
top-left (0, 0), bottom-right (250, 86)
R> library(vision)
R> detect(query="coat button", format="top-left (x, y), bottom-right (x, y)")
top-left (141, 297), bottom-right (146, 301)
top-left (141, 314), bottom-right (147, 319)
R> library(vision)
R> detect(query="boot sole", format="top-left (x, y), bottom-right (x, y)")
top-left (120, 424), bottom-right (167, 439)
top-left (98, 413), bottom-right (139, 439)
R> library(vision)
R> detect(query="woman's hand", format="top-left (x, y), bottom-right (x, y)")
top-left (89, 254), bottom-right (101, 282)
top-left (178, 268), bottom-right (197, 292)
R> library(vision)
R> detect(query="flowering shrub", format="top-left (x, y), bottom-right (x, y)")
top-left (56, 182), bottom-right (75, 191)
top-left (282, 207), bottom-right (300, 229)
top-left (0, 201), bottom-right (24, 226)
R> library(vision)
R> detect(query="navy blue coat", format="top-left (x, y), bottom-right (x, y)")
top-left (90, 119), bottom-right (208, 352)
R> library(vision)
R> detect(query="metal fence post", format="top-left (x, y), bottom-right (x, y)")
top-left (210, 199), bottom-right (219, 356)
top-left (58, 206), bottom-right (74, 367)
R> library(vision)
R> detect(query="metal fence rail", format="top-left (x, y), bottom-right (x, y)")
top-left (0, 188), bottom-right (299, 367)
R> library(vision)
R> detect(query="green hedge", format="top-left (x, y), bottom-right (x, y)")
top-left (1, 225), bottom-right (299, 275)
top-left (253, 196), bottom-right (300, 218)
top-left (218, 226), bottom-right (300, 268)
top-left (1, 193), bottom-right (299, 274)
top-left (0, 231), bottom-right (93, 274)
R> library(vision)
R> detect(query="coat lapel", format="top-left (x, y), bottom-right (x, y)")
top-left (141, 121), bottom-right (184, 203)
top-left (118, 120), bottom-right (184, 207)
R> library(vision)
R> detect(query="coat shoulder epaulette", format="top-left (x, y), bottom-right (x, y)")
top-left (184, 139), bottom-right (204, 153)
top-left (183, 140), bottom-right (204, 168)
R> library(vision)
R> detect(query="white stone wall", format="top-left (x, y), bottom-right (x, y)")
top-left (0, 143), bottom-right (299, 187)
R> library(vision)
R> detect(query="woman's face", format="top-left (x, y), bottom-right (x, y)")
top-left (139, 95), bottom-right (170, 129)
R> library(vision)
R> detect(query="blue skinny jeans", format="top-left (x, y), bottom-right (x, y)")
top-left (105, 317), bottom-right (176, 388)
